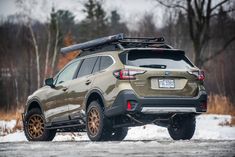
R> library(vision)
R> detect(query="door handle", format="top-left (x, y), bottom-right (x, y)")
top-left (62, 87), bottom-right (68, 92)
top-left (85, 79), bottom-right (91, 85)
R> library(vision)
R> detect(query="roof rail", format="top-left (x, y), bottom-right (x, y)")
top-left (60, 33), bottom-right (168, 54)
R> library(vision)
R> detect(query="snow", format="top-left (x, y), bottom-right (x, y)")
top-left (0, 114), bottom-right (235, 142)
top-left (0, 120), bottom-right (17, 135)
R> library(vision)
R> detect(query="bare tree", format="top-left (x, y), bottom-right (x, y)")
top-left (156, 0), bottom-right (235, 68)
top-left (51, 18), bottom-right (59, 76)
top-left (44, 26), bottom-right (51, 81)
top-left (137, 13), bottom-right (158, 36)
top-left (28, 23), bottom-right (41, 88)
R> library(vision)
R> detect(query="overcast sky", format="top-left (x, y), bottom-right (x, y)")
top-left (0, 0), bottom-right (164, 28)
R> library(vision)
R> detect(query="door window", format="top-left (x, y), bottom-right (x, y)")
top-left (55, 60), bottom-right (81, 85)
top-left (92, 57), bottom-right (100, 73)
top-left (77, 57), bottom-right (98, 78)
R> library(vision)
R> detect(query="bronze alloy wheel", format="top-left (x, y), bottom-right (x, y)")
top-left (28, 114), bottom-right (45, 138)
top-left (88, 107), bottom-right (100, 136)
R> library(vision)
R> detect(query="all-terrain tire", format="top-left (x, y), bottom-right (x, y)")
top-left (23, 108), bottom-right (56, 141)
top-left (86, 101), bottom-right (112, 141)
top-left (108, 127), bottom-right (128, 141)
top-left (167, 115), bottom-right (196, 140)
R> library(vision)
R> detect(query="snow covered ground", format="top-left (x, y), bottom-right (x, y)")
top-left (0, 114), bottom-right (235, 142)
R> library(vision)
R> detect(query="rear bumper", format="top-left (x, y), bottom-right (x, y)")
top-left (105, 90), bottom-right (207, 117)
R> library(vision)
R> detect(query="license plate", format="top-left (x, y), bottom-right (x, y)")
top-left (159, 79), bottom-right (175, 88)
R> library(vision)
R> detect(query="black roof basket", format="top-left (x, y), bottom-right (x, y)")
top-left (60, 33), bottom-right (171, 54)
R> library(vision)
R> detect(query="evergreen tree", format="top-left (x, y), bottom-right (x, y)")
top-left (78, 0), bottom-right (109, 41)
top-left (110, 10), bottom-right (128, 34)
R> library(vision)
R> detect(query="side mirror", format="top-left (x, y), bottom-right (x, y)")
top-left (45, 78), bottom-right (54, 87)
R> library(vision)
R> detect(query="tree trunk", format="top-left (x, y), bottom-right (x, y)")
top-left (51, 19), bottom-right (59, 76)
top-left (44, 27), bottom-right (51, 81)
top-left (28, 24), bottom-right (41, 89)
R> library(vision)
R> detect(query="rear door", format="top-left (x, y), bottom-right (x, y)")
top-left (124, 49), bottom-right (198, 97)
top-left (67, 56), bottom-right (99, 119)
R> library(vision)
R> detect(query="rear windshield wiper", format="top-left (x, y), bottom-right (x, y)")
top-left (139, 64), bottom-right (166, 69)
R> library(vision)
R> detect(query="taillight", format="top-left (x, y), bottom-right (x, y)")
top-left (113, 69), bottom-right (146, 80)
top-left (198, 71), bottom-right (205, 80)
top-left (190, 70), bottom-right (205, 81)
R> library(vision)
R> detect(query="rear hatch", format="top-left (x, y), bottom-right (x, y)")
top-left (119, 49), bottom-right (199, 97)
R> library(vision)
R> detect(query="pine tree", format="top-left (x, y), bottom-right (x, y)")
top-left (78, 0), bottom-right (109, 41)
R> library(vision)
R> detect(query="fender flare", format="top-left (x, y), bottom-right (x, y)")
top-left (85, 88), bottom-right (106, 112)
top-left (25, 97), bottom-right (44, 115)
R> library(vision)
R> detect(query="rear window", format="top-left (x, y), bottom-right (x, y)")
top-left (125, 50), bottom-right (194, 69)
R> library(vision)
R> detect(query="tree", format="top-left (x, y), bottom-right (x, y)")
top-left (109, 10), bottom-right (128, 34)
top-left (78, 0), bottom-right (109, 41)
top-left (50, 7), bottom-right (75, 75)
top-left (137, 13), bottom-right (158, 36)
top-left (156, 0), bottom-right (235, 68)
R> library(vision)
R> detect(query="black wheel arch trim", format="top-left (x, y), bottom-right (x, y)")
top-left (85, 88), bottom-right (106, 112)
top-left (25, 97), bottom-right (44, 115)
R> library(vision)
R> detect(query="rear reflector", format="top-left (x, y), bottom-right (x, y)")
top-left (127, 101), bottom-right (132, 111)
top-left (200, 102), bottom-right (207, 111)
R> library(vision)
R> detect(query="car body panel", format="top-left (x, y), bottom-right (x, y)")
top-left (24, 48), bottom-right (207, 125)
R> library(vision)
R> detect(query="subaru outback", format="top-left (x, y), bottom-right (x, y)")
top-left (22, 34), bottom-right (207, 141)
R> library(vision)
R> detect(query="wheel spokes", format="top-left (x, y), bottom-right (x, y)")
top-left (88, 107), bottom-right (100, 136)
top-left (28, 114), bottom-right (44, 138)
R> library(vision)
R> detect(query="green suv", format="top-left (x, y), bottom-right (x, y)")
top-left (23, 34), bottom-right (207, 141)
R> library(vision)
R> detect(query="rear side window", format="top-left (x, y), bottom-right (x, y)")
top-left (77, 57), bottom-right (98, 77)
top-left (100, 56), bottom-right (113, 70)
top-left (126, 50), bottom-right (194, 69)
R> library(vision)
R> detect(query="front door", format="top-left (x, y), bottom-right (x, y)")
top-left (44, 60), bottom-right (81, 122)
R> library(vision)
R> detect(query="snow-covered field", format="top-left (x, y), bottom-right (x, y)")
top-left (0, 114), bottom-right (235, 142)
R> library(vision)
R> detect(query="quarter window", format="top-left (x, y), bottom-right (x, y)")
top-left (100, 56), bottom-right (113, 70)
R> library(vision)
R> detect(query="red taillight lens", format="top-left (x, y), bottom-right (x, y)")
top-left (198, 71), bottom-right (205, 80)
top-left (126, 101), bottom-right (138, 111)
top-left (190, 70), bottom-right (205, 81)
top-left (113, 69), bottom-right (146, 80)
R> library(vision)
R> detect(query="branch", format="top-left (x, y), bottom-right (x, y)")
top-left (211, 0), bottom-right (229, 12)
top-left (210, 8), bottom-right (235, 17)
top-left (156, 0), bottom-right (187, 11)
top-left (187, 0), bottom-right (196, 41)
top-left (203, 36), bottom-right (235, 63)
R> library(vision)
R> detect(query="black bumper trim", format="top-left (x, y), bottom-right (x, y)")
top-left (105, 90), bottom-right (207, 117)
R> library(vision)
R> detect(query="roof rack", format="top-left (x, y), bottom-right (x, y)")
top-left (60, 33), bottom-right (170, 54)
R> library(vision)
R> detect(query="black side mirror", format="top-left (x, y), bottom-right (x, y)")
top-left (45, 78), bottom-right (54, 87)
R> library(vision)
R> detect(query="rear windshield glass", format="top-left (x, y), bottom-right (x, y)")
top-left (126, 50), bottom-right (194, 69)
